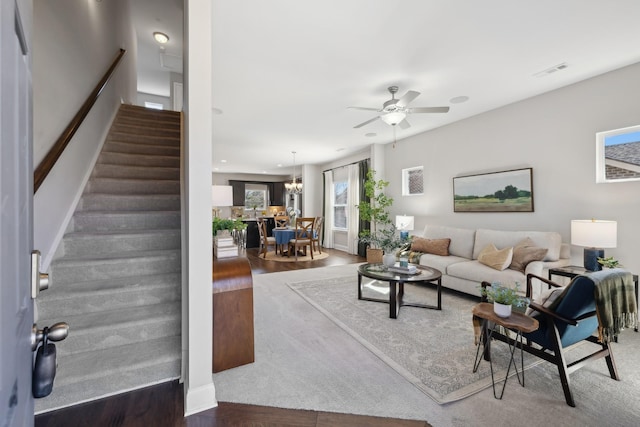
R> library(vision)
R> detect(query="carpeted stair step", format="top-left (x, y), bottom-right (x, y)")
top-left (34, 336), bottom-right (181, 414)
top-left (84, 177), bottom-right (180, 194)
top-left (98, 151), bottom-right (179, 167)
top-left (92, 163), bottom-right (180, 180)
top-left (79, 193), bottom-right (181, 211)
top-left (61, 229), bottom-right (181, 257)
top-left (110, 122), bottom-right (180, 138)
top-left (39, 301), bottom-right (181, 356)
top-left (103, 140), bottom-right (180, 157)
top-left (36, 273), bottom-right (181, 319)
top-left (72, 210), bottom-right (180, 232)
top-left (50, 249), bottom-right (181, 284)
top-left (115, 114), bottom-right (180, 130)
top-left (107, 132), bottom-right (179, 146)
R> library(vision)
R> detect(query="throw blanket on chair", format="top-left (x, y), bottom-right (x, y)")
top-left (591, 268), bottom-right (638, 342)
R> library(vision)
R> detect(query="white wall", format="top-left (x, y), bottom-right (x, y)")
top-left (383, 62), bottom-right (640, 273)
top-left (137, 91), bottom-right (171, 110)
top-left (183, 0), bottom-right (216, 416)
top-left (33, 0), bottom-right (137, 269)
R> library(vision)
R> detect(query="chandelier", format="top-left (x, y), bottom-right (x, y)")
top-left (284, 151), bottom-right (303, 194)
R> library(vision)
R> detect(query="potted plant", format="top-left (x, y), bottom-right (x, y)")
top-left (597, 256), bottom-right (621, 269)
top-left (357, 170), bottom-right (396, 263)
top-left (478, 282), bottom-right (530, 318)
top-left (212, 217), bottom-right (247, 237)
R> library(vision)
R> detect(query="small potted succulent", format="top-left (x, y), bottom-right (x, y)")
top-left (597, 256), bottom-right (621, 269)
top-left (478, 282), bottom-right (530, 318)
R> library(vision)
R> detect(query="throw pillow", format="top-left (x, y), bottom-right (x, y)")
top-left (510, 237), bottom-right (548, 273)
top-left (525, 286), bottom-right (566, 316)
top-left (478, 243), bottom-right (513, 271)
top-left (411, 237), bottom-right (451, 256)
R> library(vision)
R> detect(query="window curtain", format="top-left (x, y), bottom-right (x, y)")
top-left (323, 170), bottom-right (335, 249)
top-left (347, 163), bottom-right (360, 254)
top-left (357, 159), bottom-right (370, 257)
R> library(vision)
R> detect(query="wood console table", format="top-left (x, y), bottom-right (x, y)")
top-left (212, 256), bottom-right (254, 372)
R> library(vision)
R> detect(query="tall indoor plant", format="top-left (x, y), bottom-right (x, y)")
top-left (358, 170), bottom-right (400, 264)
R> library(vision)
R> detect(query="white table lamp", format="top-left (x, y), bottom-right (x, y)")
top-left (212, 185), bottom-right (233, 217)
top-left (396, 215), bottom-right (415, 240)
top-left (570, 219), bottom-right (617, 271)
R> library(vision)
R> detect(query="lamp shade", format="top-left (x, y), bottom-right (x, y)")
top-left (395, 215), bottom-right (415, 231)
top-left (212, 185), bottom-right (233, 207)
top-left (571, 220), bottom-right (617, 248)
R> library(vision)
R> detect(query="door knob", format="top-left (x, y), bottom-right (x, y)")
top-left (32, 322), bottom-right (69, 351)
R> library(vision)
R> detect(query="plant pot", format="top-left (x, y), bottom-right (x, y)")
top-left (382, 253), bottom-right (396, 267)
top-left (493, 302), bottom-right (512, 318)
top-left (366, 248), bottom-right (383, 263)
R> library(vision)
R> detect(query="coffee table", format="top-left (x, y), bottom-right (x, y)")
top-left (357, 263), bottom-right (442, 319)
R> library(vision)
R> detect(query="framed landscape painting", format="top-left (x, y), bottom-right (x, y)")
top-left (453, 168), bottom-right (534, 212)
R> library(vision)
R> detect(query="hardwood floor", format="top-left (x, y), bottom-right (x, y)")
top-left (35, 247), bottom-right (432, 426)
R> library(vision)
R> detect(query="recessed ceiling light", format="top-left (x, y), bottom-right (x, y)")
top-left (365, 133), bottom-right (377, 137)
top-left (220, 159), bottom-right (227, 163)
top-left (153, 32), bottom-right (169, 44)
top-left (277, 164), bottom-right (283, 167)
top-left (450, 96), bottom-right (469, 104)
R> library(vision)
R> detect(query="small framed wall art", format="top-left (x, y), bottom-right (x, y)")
top-left (453, 167), bottom-right (533, 212)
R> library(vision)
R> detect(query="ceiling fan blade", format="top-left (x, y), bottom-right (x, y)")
top-left (408, 106), bottom-right (450, 114)
top-left (398, 119), bottom-right (411, 129)
top-left (396, 90), bottom-right (420, 108)
top-left (347, 106), bottom-right (380, 112)
top-left (353, 116), bottom-right (380, 128)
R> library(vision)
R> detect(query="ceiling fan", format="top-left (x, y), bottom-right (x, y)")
top-left (348, 86), bottom-right (450, 129)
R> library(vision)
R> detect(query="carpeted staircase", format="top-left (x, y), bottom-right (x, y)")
top-left (35, 105), bottom-right (182, 413)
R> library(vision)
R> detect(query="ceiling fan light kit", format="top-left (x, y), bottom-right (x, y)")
top-left (380, 111), bottom-right (407, 126)
top-left (349, 86), bottom-right (450, 129)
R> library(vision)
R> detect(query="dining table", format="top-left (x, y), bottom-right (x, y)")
top-left (272, 227), bottom-right (316, 256)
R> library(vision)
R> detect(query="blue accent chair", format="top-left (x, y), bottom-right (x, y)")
top-left (481, 273), bottom-right (620, 407)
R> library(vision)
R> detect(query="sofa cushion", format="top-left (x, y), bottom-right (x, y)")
top-left (447, 260), bottom-right (526, 285)
top-left (411, 237), bottom-right (450, 256)
top-left (477, 244), bottom-right (513, 271)
top-left (423, 225), bottom-right (475, 259)
top-left (418, 253), bottom-right (469, 274)
top-left (473, 229), bottom-right (562, 261)
top-left (510, 238), bottom-right (549, 273)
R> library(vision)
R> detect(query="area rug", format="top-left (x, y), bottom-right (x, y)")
top-left (288, 275), bottom-right (543, 404)
top-left (261, 250), bottom-right (328, 263)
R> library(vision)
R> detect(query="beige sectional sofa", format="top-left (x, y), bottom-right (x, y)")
top-left (412, 225), bottom-right (570, 299)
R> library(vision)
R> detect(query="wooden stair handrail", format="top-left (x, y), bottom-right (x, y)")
top-left (34, 48), bottom-right (126, 193)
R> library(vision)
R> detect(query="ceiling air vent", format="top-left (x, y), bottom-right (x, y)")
top-left (533, 62), bottom-right (568, 77)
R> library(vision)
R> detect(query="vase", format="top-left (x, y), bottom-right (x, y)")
top-left (493, 302), bottom-right (512, 318)
top-left (382, 253), bottom-right (396, 267)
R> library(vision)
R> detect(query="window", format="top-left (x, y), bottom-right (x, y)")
top-left (144, 101), bottom-right (164, 110)
top-left (244, 184), bottom-right (268, 211)
top-left (333, 180), bottom-right (348, 229)
top-left (596, 125), bottom-right (640, 183)
top-left (402, 166), bottom-right (424, 196)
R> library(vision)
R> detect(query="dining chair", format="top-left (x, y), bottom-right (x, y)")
top-left (274, 215), bottom-right (289, 229)
top-left (288, 217), bottom-right (315, 260)
top-left (312, 216), bottom-right (324, 254)
top-left (257, 218), bottom-right (277, 258)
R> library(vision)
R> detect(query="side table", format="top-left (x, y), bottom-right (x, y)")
top-left (549, 266), bottom-right (639, 332)
top-left (472, 303), bottom-right (539, 399)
